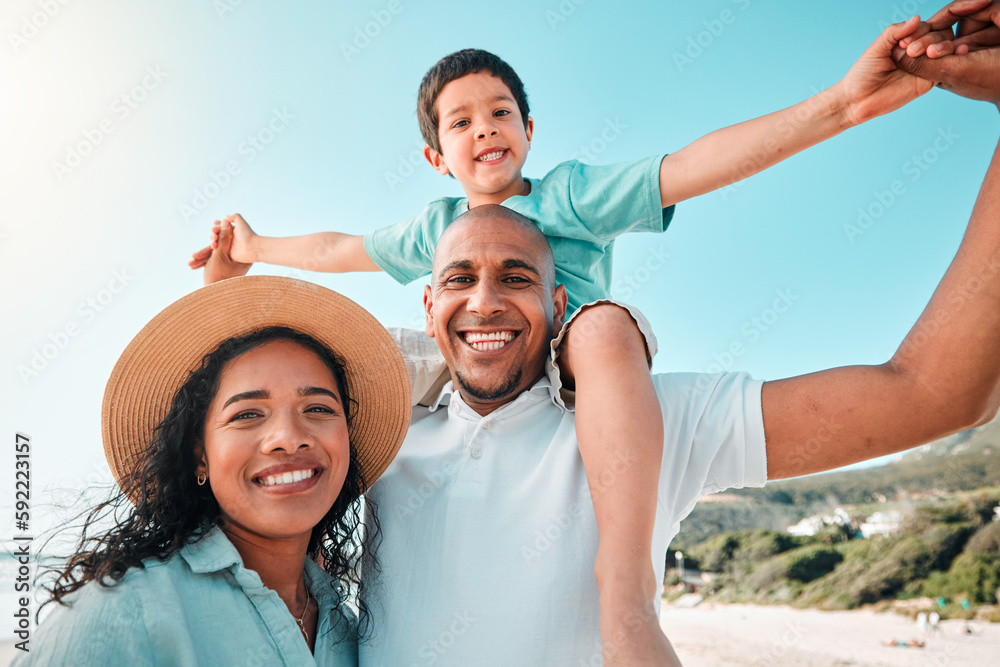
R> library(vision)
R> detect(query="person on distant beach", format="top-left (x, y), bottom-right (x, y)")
top-left (882, 638), bottom-right (926, 648)
top-left (929, 611), bottom-right (942, 636)
top-left (917, 611), bottom-right (929, 637)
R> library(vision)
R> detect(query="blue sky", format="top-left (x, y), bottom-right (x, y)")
top-left (1, 0), bottom-right (995, 535)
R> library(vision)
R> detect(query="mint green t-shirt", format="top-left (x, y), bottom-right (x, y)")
top-left (364, 155), bottom-right (672, 312)
top-left (14, 526), bottom-right (358, 667)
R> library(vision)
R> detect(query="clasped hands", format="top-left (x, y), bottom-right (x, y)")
top-left (896, 0), bottom-right (1000, 106)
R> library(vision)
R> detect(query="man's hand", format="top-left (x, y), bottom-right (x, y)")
top-left (894, 0), bottom-right (1000, 106)
top-left (839, 16), bottom-right (940, 126)
top-left (202, 217), bottom-right (252, 285)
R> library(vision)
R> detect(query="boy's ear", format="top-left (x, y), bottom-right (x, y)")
top-left (525, 117), bottom-right (533, 148)
top-left (423, 284), bottom-right (436, 338)
top-left (424, 145), bottom-right (451, 176)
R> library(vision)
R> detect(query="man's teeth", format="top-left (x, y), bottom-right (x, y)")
top-left (464, 331), bottom-right (514, 351)
top-left (259, 469), bottom-right (315, 486)
top-left (476, 150), bottom-right (505, 161)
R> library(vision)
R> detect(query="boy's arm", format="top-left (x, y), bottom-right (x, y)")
top-left (659, 17), bottom-right (936, 208)
top-left (190, 214), bottom-right (381, 284)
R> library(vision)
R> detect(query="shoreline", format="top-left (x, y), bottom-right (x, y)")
top-left (661, 600), bottom-right (999, 667)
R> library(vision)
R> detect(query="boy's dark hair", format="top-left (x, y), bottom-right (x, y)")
top-left (418, 48), bottom-right (530, 155)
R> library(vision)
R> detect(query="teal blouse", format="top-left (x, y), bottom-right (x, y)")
top-left (14, 526), bottom-right (358, 666)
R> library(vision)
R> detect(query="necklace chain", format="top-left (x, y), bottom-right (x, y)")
top-left (295, 583), bottom-right (312, 644)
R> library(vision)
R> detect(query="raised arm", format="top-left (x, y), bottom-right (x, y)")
top-left (659, 17), bottom-right (936, 208)
top-left (191, 213), bottom-right (381, 285)
top-left (763, 126), bottom-right (1000, 479)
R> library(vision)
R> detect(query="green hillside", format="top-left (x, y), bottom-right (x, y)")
top-left (667, 420), bottom-right (1000, 617)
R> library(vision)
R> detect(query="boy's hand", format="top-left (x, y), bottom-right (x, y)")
top-left (187, 213), bottom-right (257, 270)
top-left (838, 16), bottom-right (942, 127)
top-left (895, 0), bottom-right (1000, 106)
top-left (202, 217), bottom-right (252, 285)
top-left (210, 213), bottom-right (257, 264)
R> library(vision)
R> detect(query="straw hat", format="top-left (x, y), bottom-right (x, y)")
top-left (101, 276), bottom-right (411, 497)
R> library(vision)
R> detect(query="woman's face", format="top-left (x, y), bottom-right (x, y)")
top-left (198, 339), bottom-right (351, 542)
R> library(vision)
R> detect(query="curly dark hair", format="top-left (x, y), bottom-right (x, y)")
top-left (40, 326), bottom-right (380, 640)
top-left (417, 48), bottom-right (530, 156)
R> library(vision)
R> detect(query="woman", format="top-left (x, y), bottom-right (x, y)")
top-left (17, 276), bottom-right (410, 666)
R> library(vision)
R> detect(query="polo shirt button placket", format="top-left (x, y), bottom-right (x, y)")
top-left (470, 447), bottom-right (483, 460)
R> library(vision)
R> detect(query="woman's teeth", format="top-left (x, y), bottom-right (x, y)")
top-left (259, 469), bottom-right (315, 486)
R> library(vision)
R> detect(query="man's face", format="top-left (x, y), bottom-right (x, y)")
top-left (424, 72), bottom-right (533, 205)
top-left (424, 215), bottom-right (566, 415)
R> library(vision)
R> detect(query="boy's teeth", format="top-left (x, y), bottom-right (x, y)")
top-left (260, 469), bottom-right (315, 486)
top-left (477, 150), bottom-right (504, 161)
top-left (464, 331), bottom-right (514, 351)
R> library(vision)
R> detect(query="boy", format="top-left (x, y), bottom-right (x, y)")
top-left (191, 17), bottom-right (941, 664)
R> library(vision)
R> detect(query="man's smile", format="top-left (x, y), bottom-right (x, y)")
top-left (462, 330), bottom-right (517, 351)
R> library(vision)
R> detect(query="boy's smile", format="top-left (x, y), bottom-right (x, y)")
top-left (424, 71), bottom-right (534, 207)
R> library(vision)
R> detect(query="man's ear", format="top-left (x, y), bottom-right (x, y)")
top-left (424, 145), bottom-right (450, 176)
top-left (423, 284), bottom-right (436, 338)
top-left (552, 283), bottom-right (567, 333)
top-left (525, 116), bottom-right (533, 149)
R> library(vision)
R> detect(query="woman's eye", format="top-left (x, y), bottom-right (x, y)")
top-left (231, 410), bottom-right (260, 422)
top-left (306, 405), bottom-right (335, 414)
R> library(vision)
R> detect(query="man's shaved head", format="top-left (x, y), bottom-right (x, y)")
top-left (434, 205), bottom-right (556, 289)
top-left (424, 203), bottom-right (567, 414)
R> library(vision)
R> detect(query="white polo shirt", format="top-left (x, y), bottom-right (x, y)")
top-left (361, 370), bottom-right (766, 666)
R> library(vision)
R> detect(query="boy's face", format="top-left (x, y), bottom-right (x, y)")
top-left (424, 72), bottom-right (533, 205)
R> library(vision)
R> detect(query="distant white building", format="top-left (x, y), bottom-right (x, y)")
top-left (860, 511), bottom-right (903, 538)
top-left (787, 508), bottom-right (851, 537)
top-left (993, 505), bottom-right (999, 522)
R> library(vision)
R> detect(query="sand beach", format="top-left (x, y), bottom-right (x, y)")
top-left (662, 600), bottom-right (1000, 667)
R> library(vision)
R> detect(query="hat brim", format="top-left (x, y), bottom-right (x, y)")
top-left (101, 276), bottom-right (411, 500)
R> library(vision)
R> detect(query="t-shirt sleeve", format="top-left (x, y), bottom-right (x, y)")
top-left (363, 198), bottom-right (464, 285)
top-left (549, 155), bottom-right (672, 241)
top-left (654, 371), bottom-right (767, 527)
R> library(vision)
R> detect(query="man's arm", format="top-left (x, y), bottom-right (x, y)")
top-left (659, 18), bottom-right (935, 208)
top-left (763, 129), bottom-right (1000, 479)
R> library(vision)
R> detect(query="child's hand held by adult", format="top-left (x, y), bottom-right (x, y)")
top-left (837, 16), bottom-right (940, 127)
top-left (893, 0), bottom-right (1000, 107)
